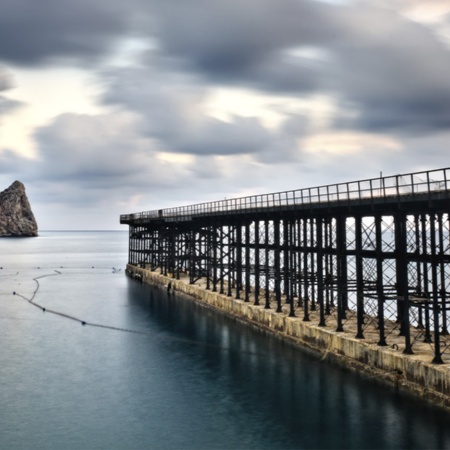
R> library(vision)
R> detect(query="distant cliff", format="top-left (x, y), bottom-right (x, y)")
top-left (0, 181), bottom-right (38, 237)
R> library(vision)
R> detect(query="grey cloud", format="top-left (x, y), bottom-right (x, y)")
top-left (326, 7), bottom-right (450, 133)
top-left (149, 0), bottom-right (337, 92)
top-left (34, 112), bottom-right (157, 186)
top-left (0, 0), bottom-right (143, 65)
top-left (30, 112), bottom-right (221, 209)
top-left (101, 61), bottom-right (307, 161)
top-left (0, 67), bottom-right (14, 90)
top-left (0, 67), bottom-right (21, 116)
top-left (0, 95), bottom-right (22, 116)
top-left (175, 116), bottom-right (272, 156)
top-left (4, 0), bottom-right (450, 137)
top-left (147, 1), bottom-right (450, 134)
top-left (0, 149), bottom-right (26, 174)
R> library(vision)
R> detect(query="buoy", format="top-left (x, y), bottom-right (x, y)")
top-left (82, 321), bottom-right (86, 326)
top-left (13, 291), bottom-right (16, 295)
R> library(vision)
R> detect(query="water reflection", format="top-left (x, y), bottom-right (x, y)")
top-left (126, 279), bottom-right (450, 450)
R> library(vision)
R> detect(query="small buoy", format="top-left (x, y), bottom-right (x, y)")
top-left (43, 308), bottom-right (46, 312)
top-left (81, 321), bottom-right (86, 326)
top-left (13, 291), bottom-right (16, 295)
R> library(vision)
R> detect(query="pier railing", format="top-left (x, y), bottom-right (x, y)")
top-left (120, 167), bottom-right (450, 223)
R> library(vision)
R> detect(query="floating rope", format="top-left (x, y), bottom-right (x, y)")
top-left (9, 269), bottom-right (273, 356)
top-left (12, 270), bottom-right (150, 335)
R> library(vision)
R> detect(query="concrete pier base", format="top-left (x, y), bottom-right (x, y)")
top-left (127, 264), bottom-right (450, 411)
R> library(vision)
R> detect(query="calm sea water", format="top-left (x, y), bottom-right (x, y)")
top-left (1, 231), bottom-right (450, 450)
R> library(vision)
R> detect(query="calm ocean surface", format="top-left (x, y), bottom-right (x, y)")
top-left (1, 231), bottom-right (450, 450)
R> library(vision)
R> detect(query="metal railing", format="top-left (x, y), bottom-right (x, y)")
top-left (120, 167), bottom-right (450, 223)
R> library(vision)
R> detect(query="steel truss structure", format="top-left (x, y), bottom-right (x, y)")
top-left (121, 168), bottom-right (450, 364)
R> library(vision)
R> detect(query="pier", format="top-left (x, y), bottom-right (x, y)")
top-left (120, 167), bottom-right (450, 408)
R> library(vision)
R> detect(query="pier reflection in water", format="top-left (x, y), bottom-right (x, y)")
top-left (123, 279), bottom-right (450, 450)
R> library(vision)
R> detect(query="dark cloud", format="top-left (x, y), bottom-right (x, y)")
top-left (147, 0), bottom-right (338, 93)
top-left (0, 0), bottom-right (142, 65)
top-left (152, 1), bottom-right (334, 71)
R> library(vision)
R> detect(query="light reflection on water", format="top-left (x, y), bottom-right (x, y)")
top-left (0, 231), bottom-right (449, 450)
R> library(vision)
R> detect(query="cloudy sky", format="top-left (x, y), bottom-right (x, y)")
top-left (1, 0), bottom-right (450, 230)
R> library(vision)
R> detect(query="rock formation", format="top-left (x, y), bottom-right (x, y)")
top-left (0, 181), bottom-right (38, 237)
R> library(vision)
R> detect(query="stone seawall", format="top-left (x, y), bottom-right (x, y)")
top-left (127, 264), bottom-right (450, 411)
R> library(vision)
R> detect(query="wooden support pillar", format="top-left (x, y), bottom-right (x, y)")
top-left (244, 221), bottom-right (251, 302)
top-left (254, 220), bottom-right (260, 306)
top-left (219, 226), bottom-right (225, 295)
top-left (375, 214), bottom-right (387, 346)
top-left (303, 218), bottom-right (310, 322)
top-left (310, 218), bottom-right (316, 312)
top-left (438, 213), bottom-right (448, 335)
top-left (317, 217), bottom-right (326, 326)
top-left (430, 213), bottom-right (444, 364)
top-left (288, 220), bottom-right (296, 318)
top-left (336, 215), bottom-right (346, 332)
top-left (395, 213), bottom-right (412, 353)
top-left (283, 219), bottom-right (290, 299)
top-left (235, 222), bottom-right (243, 300)
top-left (227, 225), bottom-right (233, 297)
top-left (355, 215), bottom-right (365, 339)
top-left (264, 219), bottom-right (271, 309)
top-left (421, 214), bottom-right (433, 343)
top-left (297, 218), bottom-right (304, 308)
top-left (274, 218), bottom-right (282, 313)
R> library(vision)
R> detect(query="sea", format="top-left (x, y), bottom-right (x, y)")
top-left (1, 230), bottom-right (450, 450)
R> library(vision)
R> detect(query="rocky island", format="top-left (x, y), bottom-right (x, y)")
top-left (0, 181), bottom-right (38, 237)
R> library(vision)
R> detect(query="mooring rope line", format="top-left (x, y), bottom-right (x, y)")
top-left (9, 269), bottom-right (273, 356)
top-left (10, 270), bottom-right (152, 336)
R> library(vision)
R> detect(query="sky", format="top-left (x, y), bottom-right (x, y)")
top-left (1, 0), bottom-right (450, 230)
